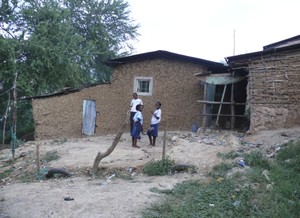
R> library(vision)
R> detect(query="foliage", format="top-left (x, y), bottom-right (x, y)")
top-left (42, 151), bottom-right (60, 163)
top-left (1, 0), bottom-right (139, 95)
top-left (143, 157), bottom-right (174, 176)
top-left (143, 180), bottom-right (253, 218)
top-left (35, 166), bottom-right (49, 181)
top-left (0, 168), bottom-right (13, 180)
top-left (143, 142), bottom-right (300, 218)
top-left (209, 162), bottom-right (235, 179)
top-left (217, 150), bottom-right (241, 159)
top-left (243, 150), bottom-right (271, 169)
top-left (0, 0), bottom-right (139, 141)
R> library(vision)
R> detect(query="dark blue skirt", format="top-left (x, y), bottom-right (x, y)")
top-left (131, 122), bottom-right (142, 139)
top-left (147, 124), bottom-right (159, 137)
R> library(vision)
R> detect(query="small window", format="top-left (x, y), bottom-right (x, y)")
top-left (134, 77), bottom-right (153, 96)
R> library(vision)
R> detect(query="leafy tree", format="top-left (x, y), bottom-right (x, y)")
top-left (0, 0), bottom-right (139, 142)
top-left (0, 0), bottom-right (139, 95)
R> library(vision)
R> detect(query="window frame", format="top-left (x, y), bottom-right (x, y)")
top-left (133, 77), bottom-right (153, 96)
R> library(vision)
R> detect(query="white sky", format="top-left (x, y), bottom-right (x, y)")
top-left (127, 0), bottom-right (300, 62)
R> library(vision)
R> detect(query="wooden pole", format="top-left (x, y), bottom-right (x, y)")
top-left (36, 143), bottom-right (41, 172)
top-left (202, 83), bottom-right (207, 128)
top-left (162, 120), bottom-right (167, 161)
top-left (231, 83), bottom-right (235, 129)
top-left (216, 84), bottom-right (227, 126)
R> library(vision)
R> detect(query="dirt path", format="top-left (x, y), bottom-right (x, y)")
top-left (1, 128), bottom-right (299, 218)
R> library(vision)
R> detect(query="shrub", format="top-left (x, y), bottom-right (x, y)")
top-left (143, 157), bottom-right (174, 176)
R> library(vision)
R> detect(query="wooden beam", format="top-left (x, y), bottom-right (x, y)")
top-left (231, 83), bottom-right (235, 129)
top-left (196, 73), bottom-right (245, 85)
top-left (197, 100), bottom-right (246, 105)
top-left (202, 83), bottom-right (207, 128)
top-left (201, 113), bottom-right (246, 117)
top-left (216, 84), bottom-right (227, 126)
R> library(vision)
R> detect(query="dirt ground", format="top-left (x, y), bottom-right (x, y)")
top-left (1, 127), bottom-right (300, 218)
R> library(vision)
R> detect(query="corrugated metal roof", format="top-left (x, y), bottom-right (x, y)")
top-left (226, 35), bottom-right (300, 63)
top-left (106, 50), bottom-right (228, 73)
top-left (21, 82), bottom-right (110, 100)
top-left (263, 35), bottom-right (300, 50)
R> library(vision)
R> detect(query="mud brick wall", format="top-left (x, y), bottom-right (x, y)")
top-left (32, 58), bottom-right (206, 140)
top-left (248, 49), bottom-right (300, 132)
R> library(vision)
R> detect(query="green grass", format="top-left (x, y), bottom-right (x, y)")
top-left (42, 151), bottom-right (60, 163)
top-left (217, 150), bottom-right (241, 159)
top-left (209, 162), bottom-right (235, 179)
top-left (0, 169), bottom-right (13, 180)
top-left (142, 142), bottom-right (300, 218)
top-left (143, 157), bottom-right (174, 176)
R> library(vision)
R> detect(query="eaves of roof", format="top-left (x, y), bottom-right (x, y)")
top-left (226, 43), bottom-right (300, 63)
top-left (106, 50), bottom-right (229, 73)
top-left (263, 35), bottom-right (300, 50)
top-left (21, 82), bottom-right (110, 100)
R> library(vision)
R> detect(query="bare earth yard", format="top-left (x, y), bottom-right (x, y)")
top-left (1, 127), bottom-right (300, 218)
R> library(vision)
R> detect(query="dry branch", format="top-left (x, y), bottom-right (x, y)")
top-left (92, 112), bottom-right (129, 172)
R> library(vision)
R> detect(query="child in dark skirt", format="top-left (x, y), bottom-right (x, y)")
top-left (147, 101), bottom-right (162, 146)
top-left (131, 104), bottom-right (143, 148)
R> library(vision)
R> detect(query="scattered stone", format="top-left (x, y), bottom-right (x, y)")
top-left (275, 147), bottom-right (281, 152)
top-left (19, 152), bottom-right (27, 158)
top-left (262, 170), bottom-right (271, 182)
top-left (280, 132), bottom-right (288, 137)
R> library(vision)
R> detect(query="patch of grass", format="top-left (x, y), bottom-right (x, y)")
top-left (243, 150), bottom-right (271, 169)
top-left (217, 151), bottom-right (241, 159)
top-left (35, 167), bottom-right (49, 180)
top-left (0, 169), bottom-right (13, 180)
top-left (142, 141), bottom-right (300, 218)
top-left (143, 180), bottom-right (253, 218)
top-left (143, 157), bottom-right (174, 176)
top-left (42, 151), bottom-right (60, 163)
top-left (50, 138), bottom-right (67, 145)
top-left (209, 162), bottom-right (235, 179)
top-left (149, 187), bottom-right (174, 194)
top-left (20, 174), bottom-right (33, 183)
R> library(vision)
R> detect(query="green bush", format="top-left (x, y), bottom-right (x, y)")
top-left (244, 150), bottom-right (271, 169)
top-left (217, 151), bottom-right (241, 159)
top-left (0, 169), bottom-right (13, 180)
top-left (143, 157), bottom-right (174, 176)
top-left (209, 162), bottom-right (235, 179)
top-left (42, 151), bottom-right (60, 163)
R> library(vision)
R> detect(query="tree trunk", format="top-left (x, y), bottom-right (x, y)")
top-left (92, 112), bottom-right (129, 172)
top-left (12, 72), bottom-right (18, 135)
top-left (2, 92), bottom-right (11, 145)
top-left (11, 72), bottom-right (18, 158)
top-left (162, 120), bottom-right (167, 160)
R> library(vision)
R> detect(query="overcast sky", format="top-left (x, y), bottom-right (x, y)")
top-left (127, 0), bottom-right (300, 62)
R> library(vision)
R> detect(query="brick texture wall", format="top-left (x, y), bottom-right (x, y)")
top-left (32, 58), bottom-right (207, 140)
top-left (248, 49), bottom-right (300, 132)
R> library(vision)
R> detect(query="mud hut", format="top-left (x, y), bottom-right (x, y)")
top-left (30, 50), bottom-right (228, 140)
top-left (226, 35), bottom-right (300, 132)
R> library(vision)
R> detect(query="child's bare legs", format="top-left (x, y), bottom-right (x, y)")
top-left (132, 137), bottom-right (140, 148)
top-left (148, 136), bottom-right (156, 146)
top-left (152, 136), bottom-right (156, 146)
top-left (148, 135), bottom-right (153, 145)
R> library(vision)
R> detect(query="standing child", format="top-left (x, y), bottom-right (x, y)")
top-left (147, 101), bottom-right (162, 146)
top-left (131, 104), bottom-right (143, 148)
top-left (129, 93), bottom-right (143, 133)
